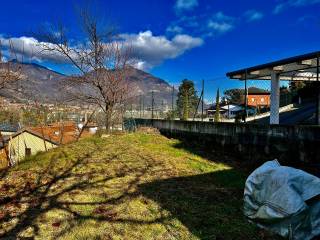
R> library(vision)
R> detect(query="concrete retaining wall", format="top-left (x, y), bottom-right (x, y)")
top-left (134, 119), bottom-right (320, 167)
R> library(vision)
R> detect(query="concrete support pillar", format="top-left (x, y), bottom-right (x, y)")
top-left (317, 56), bottom-right (320, 125)
top-left (317, 87), bottom-right (320, 125)
top-left (270, 72), bottom-right (280, 124)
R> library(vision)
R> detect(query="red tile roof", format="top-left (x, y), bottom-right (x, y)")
top-left (28, 121), bottom-right (93, 145)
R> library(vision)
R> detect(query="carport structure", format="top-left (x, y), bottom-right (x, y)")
top-left (226, 51), bottom-right (320, 125)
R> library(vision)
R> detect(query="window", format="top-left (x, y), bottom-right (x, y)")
top-left (25, 148), bottom-right (31, 157)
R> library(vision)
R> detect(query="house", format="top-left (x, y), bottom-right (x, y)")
top-left (0, 123), bottom-right (19, 169)
top-left (30, 121), bottom-right (79, 145)
top-left (247, 87), bottom-right (270, 108)
top-left (0, 123), bottom-right (19, 136)
top-left (206, 104), bottom-right (227, 118)
top-left (8, 129), bottom-right (58, 164)
top-left (207, 103), bottom-right (258, 119)
top-left (221, 104), bottom-right (244, 119)
top-left (7, 121), bottom-right (96, 164)
top-left (207, 103), bottom-right (246, 119)
top-left (78, 122), bottom-right (98, 134)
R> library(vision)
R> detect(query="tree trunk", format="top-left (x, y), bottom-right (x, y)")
top-left (183, 91), bottom-right (189, 120)
top-left (105, 109), bottom-right (112, 133)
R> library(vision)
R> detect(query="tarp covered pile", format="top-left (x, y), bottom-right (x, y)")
top-left (244, 160), bottom-right (320, 240)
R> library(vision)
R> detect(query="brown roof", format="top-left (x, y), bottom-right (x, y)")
top-left (11, 129), bottom-right (59, 145)
top-left (29, 122), bottom-right (77, 145)
top-left (27, 121), bottom-right (93, 145)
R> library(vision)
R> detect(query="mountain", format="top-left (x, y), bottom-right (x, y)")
top-left (125, 67), bottom-right (175, 109)
top-left (0, 62), bottom-right (176, 108)
top-left (0, 61), bottom-right (66, 103)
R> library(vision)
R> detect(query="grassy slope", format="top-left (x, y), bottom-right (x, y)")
top-left (0, 132), bottom-right (278, 239)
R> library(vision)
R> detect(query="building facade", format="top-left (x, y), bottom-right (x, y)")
top-left (8, 130), bottom-right (58, 164)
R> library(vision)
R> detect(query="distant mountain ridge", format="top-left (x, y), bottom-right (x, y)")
top-left (9, 59), bottom-right (66, 76)
top-left (0, 61), bottom-right (175, 107)
top-left (8, 59), bottom-right (65, 75)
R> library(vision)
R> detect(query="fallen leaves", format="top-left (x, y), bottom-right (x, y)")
top-left (52, 221), bottom-right (61, 228)
top-left (93, 207), bottom-right (117, 219)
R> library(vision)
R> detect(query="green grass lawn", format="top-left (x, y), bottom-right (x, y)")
top-left (0, 132), bottom-right (279, 239)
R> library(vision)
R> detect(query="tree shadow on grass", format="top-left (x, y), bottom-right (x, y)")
top-left (0, 141), bottom-right (171, 239)
top-left (0, 134), bottom-right (282, 239)
top-left (139, 169), bottom-right (282, 240)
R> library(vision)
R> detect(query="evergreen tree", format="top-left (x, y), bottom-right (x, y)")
top-left (176, 79), bottom-right (198, 120)
top-left (214, 88), bottom-right (220, 122)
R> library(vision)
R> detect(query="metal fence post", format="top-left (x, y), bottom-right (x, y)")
top-left (142, 95), bottom-right (145, 118)
top-left (244, 70), bottom-right (248, 123)
top-left (201, 79), bottom-right (204, 121)
top-left (151, 90), bottom-right (154, 120)
top-left (317, 55), bottom-right (320, 125)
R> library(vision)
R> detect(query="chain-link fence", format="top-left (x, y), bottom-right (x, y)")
top-left (220, 78), bottom-right (318, 125)
top-left (123, 88), bottom-right (176, 120)
top-left (122, 75), bottom-right (319, 126)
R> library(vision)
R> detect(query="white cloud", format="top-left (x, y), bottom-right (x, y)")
top-left (207, 21), bottom-right (233, 33)
top-left (120, 31), bottom-right (203, 70)
top-left (131, 60), bottom-right (152, 71)
top-left (175, 0), bottom-right (198, 12)
top-left (213, 12), bottom-right (234, 22)
top-left (0, 36), bottom-right (69, 63)
top-left (0, 31), bottom-right (203, 71)
top-left (206, 12), bottom-right (235, 35)
top-left (273, 4), bottom-right (285, 14)
top-left (273, 0), bottom-right (320, 14)
top-left (244, 10), bottom-right (264, 22)
top-left (166, 25), bottom-right (184, 34)
top-left (166, 11), bottom-right (237, 39)
top-left (290, 0), bottom-right (320, 5)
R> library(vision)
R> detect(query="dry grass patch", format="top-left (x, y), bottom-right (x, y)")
top-left (0, 132), bottom-right (280, 239)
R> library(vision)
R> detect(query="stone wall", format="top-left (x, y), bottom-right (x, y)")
top-left (133, 119), bottom-right (320, 168)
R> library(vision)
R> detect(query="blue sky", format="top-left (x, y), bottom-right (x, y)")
top-left (0, 0), bottom-right (320, 102)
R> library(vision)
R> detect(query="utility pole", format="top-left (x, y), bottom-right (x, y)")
top-left (151, 91), bottom-right (154, 119)
top-left (193, 79), bottom-right (204, 121)
top-left (201, 79), bottom-right (204, 121)
top-left (171, 85), bottom-right (174, 112)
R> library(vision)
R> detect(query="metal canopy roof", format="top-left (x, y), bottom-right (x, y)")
top-left (226, 51), bottom-right (320, 81)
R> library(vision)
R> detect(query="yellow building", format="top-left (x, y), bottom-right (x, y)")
top-left (0, 145), bottom-right (8, 169)
top-left (8, 129), bottom-right (58, 164)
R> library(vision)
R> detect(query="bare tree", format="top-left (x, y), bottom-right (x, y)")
top-left (76, 109), bottom-right (96, 141)
top-left (0, 40), bottom-right (24, 166)
top-left (37, 7), bottom-right (133, 132)
top-left (0, 40), bottom-right (24, 92)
